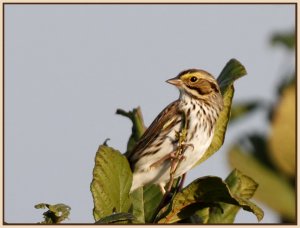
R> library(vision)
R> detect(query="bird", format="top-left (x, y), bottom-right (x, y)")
top-left (127, 69), bottom-right (224, 194)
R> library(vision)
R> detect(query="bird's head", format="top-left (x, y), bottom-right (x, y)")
top-left (166, 69), bottom-right (222, 103)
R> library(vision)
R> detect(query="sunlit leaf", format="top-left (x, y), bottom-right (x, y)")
top-left (195, 86), bottom-right (234, 166)
top-left (90, 145), bottom-right (132, 221)
top-left (130, 184), bottom-right (163, 223)
top-left (158, 176), bottom-right (234, 223)
top-left (143, 184), bottom-right (163, 222)
top-left (130, 188), bottom-right (145, 223)
top-left (207, 169), bottom-right (263, 223)
top-left (157, 174), bottom-right (262, 224)
top-left (195, 59), bottom-right (247, 166)
top-left (276, 73), bottom-right (295, 97)
top-left (228, 145), bottom-right (295, 221)
top-left (268, 83), bottom-right (295, 176)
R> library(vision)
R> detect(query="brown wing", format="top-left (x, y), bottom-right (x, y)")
top-left (127, 100), bottom-right (181, 162)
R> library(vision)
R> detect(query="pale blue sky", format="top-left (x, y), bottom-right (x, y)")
top-left (4, 4), bottom-right (295, 223)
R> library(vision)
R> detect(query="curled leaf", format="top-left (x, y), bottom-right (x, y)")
top-left (207, 169), bottom-right (264, 223)
top-left (158, 172), bottom-right (263, 224)
top-left (35, 203), bottom-right (71, 224)
top-left (195, 59), bottom-right (247, 167)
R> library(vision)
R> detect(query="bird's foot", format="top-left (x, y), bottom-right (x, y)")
top-left (149, 152), bottom-right (175, 169)
top-left (181, 143), bottom-right (194, 151)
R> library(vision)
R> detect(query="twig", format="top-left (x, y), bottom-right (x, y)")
top-left (152, 113), bottom-right (188, 222)
top-left (165, 112), bottom-right (188, 192)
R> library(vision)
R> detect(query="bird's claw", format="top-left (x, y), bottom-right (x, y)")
top-left (182, 143), bottom-right (194, 151)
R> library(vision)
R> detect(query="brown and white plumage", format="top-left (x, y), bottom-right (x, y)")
top-left (127, 69), bottom-right (223, 193)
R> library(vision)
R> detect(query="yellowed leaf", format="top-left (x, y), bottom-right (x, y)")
top-left (268, 83), bottom-right (295, 176)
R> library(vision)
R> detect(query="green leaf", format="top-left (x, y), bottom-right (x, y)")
top-left (239, 133), bottom-right (276, 171)
top-left (143, 184), bottom-right (163, 222)
top-left (158, 174), bottom-right (263, 224)
top-left (207, 169), bottom-right (264, 223)
top-left (217, 58), bottom-right (247, 95)
top-left (225, 169), bottom-right (258, 199)
top-left (194, 59), bottom-right (247, 167)
top-left (116, 107), bottom-right (146, 155)
top-left (195, 86), bottom-right (234, 166)
top-left (35, 203), bottom-right (71, 224)
top-left (157, 176), bottom-right (237, 223)
top-left (230, 101), bottom-right (266, 123)
top-left (130, 188), bottom-right (145, 223)
top-left (193, 207), bottom-right (210, 223)
top-left (228, 145), bottom-right (295, 221)
top-left (130, 184), bottom-right (163, 223)
top-left (90, 145), bottom-right (133, 221)
top-left (95, 212), bottom-right (135, 224)
top-left (271, 30), bottom-right (295, 50)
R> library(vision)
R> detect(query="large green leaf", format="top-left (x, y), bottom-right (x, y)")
top-left (228, 145), bottom-right (295, 221)
top-left (207, 169), bottom-right (263, 223)
top-left (157, 176), bottom-right (234, 223)
top-left (195, 86), bottom-right (234, 166)
top-left (130, 184), bottom-right (163, 223)
top-left (157, 174), bottom-right (262, 224)
top-left (90, 145), bottom-right (133, 221)
top-left (194, 59), bottom-right (247, 167)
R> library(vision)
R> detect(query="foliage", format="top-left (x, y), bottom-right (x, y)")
top-left (89, 59), bottom-right (263, 224)
top-left (227, 30), bottom-right (296, 223)
top-left (34, 203), bottom-right (71, 224)
top-left (156, 170), bottom-right (263, 223)
top-left (206, 169), bottom-right (263, 223)
top-left (129, 184), bottom-right (163, 223)
top-left (268, 83), bottom-right (295, 176)
top-left (229, 100), bottom-right (267, 124)
top-left (90, 145), bottom-right (132, 222)
top-left (228, 145), bottom-right (295, 221)
top-left (91, 143), bottom-right (263, 224)
top-left (35, 59), bottom-right (264, 224)
top-left (271, 30), bottom-right (295, 50)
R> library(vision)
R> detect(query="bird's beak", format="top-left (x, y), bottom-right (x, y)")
top-left (166, 77), bottom-right (182, 87)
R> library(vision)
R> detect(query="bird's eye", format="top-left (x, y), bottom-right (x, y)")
top-left (190, 76), bottom-right (197, 82)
